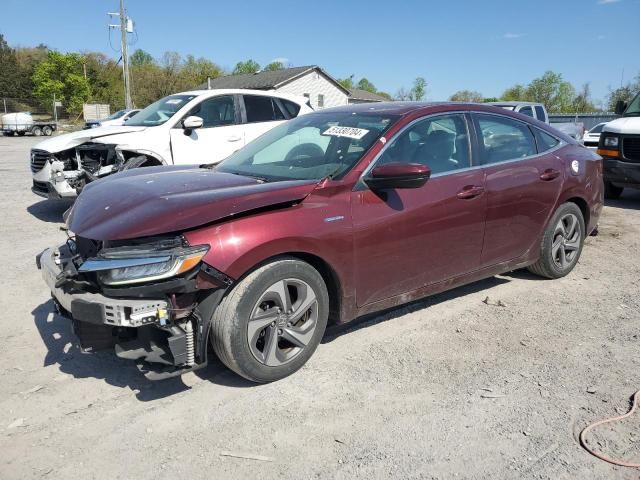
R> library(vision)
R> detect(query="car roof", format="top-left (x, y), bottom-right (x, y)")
top-left (172, 88), bottom-right (307, 103)
top-left (314, 101), bottom-right (535, 117)
top-left (487, 101), bottom-right (544, 107)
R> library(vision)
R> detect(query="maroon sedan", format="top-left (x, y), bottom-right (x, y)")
top-left (38, 102), bottom-right (603, 382)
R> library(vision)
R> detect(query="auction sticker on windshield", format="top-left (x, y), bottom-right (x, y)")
top-left (323, 126), bottom-right (370, 140)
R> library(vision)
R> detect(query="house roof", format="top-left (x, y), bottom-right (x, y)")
top-left (348, 88), bottom-right (389, 102)
top-left (195, 65), bottom-right (351, 95)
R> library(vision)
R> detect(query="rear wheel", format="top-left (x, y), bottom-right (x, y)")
top-left (604, 181), bottom-right (623, 200)
top-left (32, 126), bottom-right (42, 136)
top-left (42, 126), bottom-right (53, 136)
top-left (17, 131), bottom-right (25, 136)
top-left (528, 203), bottom-right (585, 279)
top-left (210, 258), bottom-right (329, 383)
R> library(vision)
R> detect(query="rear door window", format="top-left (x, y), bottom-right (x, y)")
top-left (474, 114), bottom-right (537, 164)
top-left (534, 106), bottom-right (547, 123)
top-left (243, 95), bottom-right (286, 123)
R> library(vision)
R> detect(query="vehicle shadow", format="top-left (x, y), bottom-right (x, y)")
top-left (323, 275), bottom-right (511, 343)
top-left (27, 199), bottom-right (73, 223)
top-left (605, 189), bottom-right (640, 210)
top-left (32, 300), bottom-right (255, 401)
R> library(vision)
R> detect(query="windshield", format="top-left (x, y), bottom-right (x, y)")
top-left (623, 92), bottom-right (640, 116)
top-left (216, 111), bottom-right (398, 181)
top-left (125, 94), bottom-right (196, 126)
top-left (106, 110), bottom-right (127, 120)
top-left (589, 123), bottom-right (605, 134)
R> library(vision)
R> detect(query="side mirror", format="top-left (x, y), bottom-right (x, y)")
top-left (365, 163), bottom-right (431, 190)
top-left (615, 100), bottom-right (627, 115)
top-left (182, 115), bottom-right (203, 134)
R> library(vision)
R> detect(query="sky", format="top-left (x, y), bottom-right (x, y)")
top-left (1, 0), bottom-right (639, 105)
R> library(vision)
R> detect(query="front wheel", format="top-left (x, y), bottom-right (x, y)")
top-left (210, 258), bottom-right (329, 383)
top-left (528, 203), bottom-right (585, 279)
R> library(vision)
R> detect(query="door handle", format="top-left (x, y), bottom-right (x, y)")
top-left (226, 135), bottom-right (242, 142)
top-left (540, 168), bottom-right (560, 181)
top-left (457, 185), bottom-right (484, 199)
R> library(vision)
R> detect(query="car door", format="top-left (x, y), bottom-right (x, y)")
top-left (352, 113), bottom-right (487, 306)
top-left (241, 94), bottom-right (289, 144)
top-left (169, 94), bottom-right (246, 164)
top-left (472, 113), bottom-right (564, 267)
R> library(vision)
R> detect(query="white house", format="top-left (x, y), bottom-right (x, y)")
top-left (198, 66), bottom-right (387, 109)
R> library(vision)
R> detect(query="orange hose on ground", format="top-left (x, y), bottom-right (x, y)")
top-left (579, 389), bottom-right (640, 468)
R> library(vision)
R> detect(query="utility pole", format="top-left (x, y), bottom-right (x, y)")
top-left (108, 0), bottom-right (133, 109)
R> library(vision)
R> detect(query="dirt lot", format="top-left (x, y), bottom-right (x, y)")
top-left (1, 137), bottom-right (639, 479)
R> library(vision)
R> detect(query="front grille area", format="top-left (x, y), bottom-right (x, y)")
top-left (623, 136), bottom-right (640, 162)
top-left (583, 141), bottom-right (598, 147)
top-left (31, 149), bottom-right (52, 173)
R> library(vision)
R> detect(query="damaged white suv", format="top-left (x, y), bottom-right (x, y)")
top-left (30, 89), bottom-right (312, 199)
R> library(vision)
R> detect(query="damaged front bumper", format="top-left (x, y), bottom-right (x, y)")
top-left (30, 144), bottom-right (121, 200)
top-left (37, 244), bottom-right (229, 380)
top-left (32, 160), bottom-right (81, 199)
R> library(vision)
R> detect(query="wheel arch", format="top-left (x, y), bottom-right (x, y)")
top-left (230, 251), bottom-right (343, 325)
top-left (565, 196), bottom-right (590, 230)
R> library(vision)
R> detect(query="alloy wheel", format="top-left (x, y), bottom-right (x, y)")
top-left (247, 279), bottom-right (319, 367)
top-left (551, 213), bottom-right (581, 270)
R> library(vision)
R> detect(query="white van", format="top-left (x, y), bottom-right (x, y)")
top-left (598, 92), bottom-right (640, 198)
top-left (31, 89), bottom-right (311, 199)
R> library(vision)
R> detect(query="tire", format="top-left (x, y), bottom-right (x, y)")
top-left (528, 202), bottom-right (585, 279)
top-left (32, 126), bottom-right (42, 136)
top-left (42, 126), bottom-right (53, 136)
top-left (604, 181), bottom-right (623, 200)
top-left (210, 258), bottom-right (329, 383)
top-left (17, 131), bottom-right (26, 136)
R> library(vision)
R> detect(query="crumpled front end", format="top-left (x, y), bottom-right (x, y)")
top-left (30, 143), bottom-right (124, 199)
top-left (37, 235), bottom-right (232, 379)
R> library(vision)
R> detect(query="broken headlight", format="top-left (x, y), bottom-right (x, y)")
top-left (79, 245), bottom-right (209, 286)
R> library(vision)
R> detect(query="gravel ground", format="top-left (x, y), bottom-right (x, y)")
top-left (1, 137), bottom-right (639, 479)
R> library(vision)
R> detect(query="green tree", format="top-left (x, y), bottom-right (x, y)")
top-left (356, 77), bottom-right (377, 93)
top-left (183, 55), bottom-right (224, 85)
top-left (83, 51), bottom-right (124, 109)
top-left (572, 83), bottom-right (596, 113)
top-left (607, 75), bottom-right (640, 111)
top-left (500, 84), bottom-right (527, 102)
top-left (411, 77), bottom-right (427, 101)
top-left (449, 89), bottom-right (483, 102)
top-left (0, 34), bottom-right (21, 98)
top-left (32, 51), bottom-right (91, 114)
top-left (233, 59), bottom-right (260, 75)
top-left (130, 49), bottom-right (155, 67)
top-left (525, 71), bottom-right (575, 113)
top-left (337, 77), bottom-right (354, 89)
top-left (263, 61), bottom-right (284, 71)
top-left (482, 97), bottom-right (499, 102)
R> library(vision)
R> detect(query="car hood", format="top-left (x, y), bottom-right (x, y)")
top-left (603, 116), bottom-right (640, 135)
top-left (33, 125), bottom-right (148, 153)
top-left (66, 166), bottom-right (319, 240)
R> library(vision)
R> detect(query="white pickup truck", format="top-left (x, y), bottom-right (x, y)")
top-left (488, 101), bottom-right (584, 141)
top-left (30, 89), bottom-right (311, 199)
